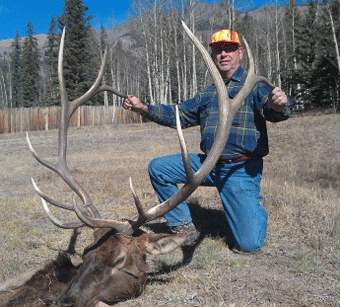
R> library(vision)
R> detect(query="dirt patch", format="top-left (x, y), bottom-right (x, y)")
top-left (0, 115), bottom-right (339, 306)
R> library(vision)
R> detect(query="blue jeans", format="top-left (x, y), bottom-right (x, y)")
top-left (148, 153), bottom-right (267, 253)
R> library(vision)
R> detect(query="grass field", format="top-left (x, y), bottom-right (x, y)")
top-left (0, 113), bottom-right (339, 306)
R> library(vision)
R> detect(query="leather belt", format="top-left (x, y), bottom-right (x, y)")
top-left (217, 156), bottom-right (251, 164)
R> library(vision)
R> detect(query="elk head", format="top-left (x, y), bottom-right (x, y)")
top-left (24, 22), bottom-right (274, 307)
top-left (55, 229), bottom-right (187, 307)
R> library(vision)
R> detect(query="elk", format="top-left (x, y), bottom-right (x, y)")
top-left (0, 22), bottom-right (273, 307)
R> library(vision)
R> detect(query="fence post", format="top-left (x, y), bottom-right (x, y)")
top-left (45, 109), bottom-right (49, 131)
top-left (78, 107), bottom-right (81, 128)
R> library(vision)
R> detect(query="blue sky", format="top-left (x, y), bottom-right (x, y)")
top-left (0, 0), bottom-right (280, 41)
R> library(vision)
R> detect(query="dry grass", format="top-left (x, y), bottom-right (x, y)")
top-left (0, 114), bottom-right (340, 306)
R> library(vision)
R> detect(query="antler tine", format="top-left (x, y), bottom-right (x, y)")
top-left (31, 179), bottom-right (85, 229)
top-left (231, 37), bottom-right (275, 111)
top-left (175, 105), bottom-right (194, 183)
top-left (42, 197), bottom-right (85, 229)
top-left (30, 177), bottom-right (90, 214)
top-left (127, 106), bottom-right (193, 229)
top-left (71, 195), bottom-right (134, 234)
top-left (27, 126), bottom-right (94, 218)
top-left (26, 132), bottom-right (59, 174)
top-left (129, 177), bottom-right (146, 219)
top-left (72, 48), bottom-right (128, 109)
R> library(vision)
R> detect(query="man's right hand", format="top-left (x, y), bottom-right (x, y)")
top-left (122, 95), bottom-right (148, 115)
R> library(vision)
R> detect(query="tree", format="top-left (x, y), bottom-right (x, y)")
top-left (294, 0), bottom-right (319, 108)
top-left (292, 0), bottom-right (339, 110)
top-left (44, 14), bottom-right (60, 106)
top-left (311, 0), bottom-right (340, 111)
top-left (0, 57), bottom-right (9, 109)
top-left (10, 29), bottom-right (22, 108)
top-left (21, 19), bottom-right (40, 107)
top-left (58, 0), bottom-right (93, 102)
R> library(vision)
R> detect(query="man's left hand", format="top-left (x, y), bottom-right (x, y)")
top-left (269, 87), bottom-right (288, 113)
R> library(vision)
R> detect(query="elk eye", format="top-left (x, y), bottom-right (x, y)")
top-left (113, 256), bottom-right (125, 268)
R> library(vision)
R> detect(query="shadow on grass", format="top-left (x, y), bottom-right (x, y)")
top-left (146, 199), bottom-right (234, 282)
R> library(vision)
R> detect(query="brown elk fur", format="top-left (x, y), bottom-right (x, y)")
top-left (0, 229), bottom-right (187, 307)
top-left (0, 252), bottom-right (78, 307)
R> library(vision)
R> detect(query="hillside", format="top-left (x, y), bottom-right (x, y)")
top-left (0, 35), bottom-right (48, 61)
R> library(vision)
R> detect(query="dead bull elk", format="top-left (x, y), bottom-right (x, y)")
top-left (0, 22), bottom-right (274, 307)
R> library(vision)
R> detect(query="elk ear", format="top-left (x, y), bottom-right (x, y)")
top-left (145, 233), bottom-right (187, 255)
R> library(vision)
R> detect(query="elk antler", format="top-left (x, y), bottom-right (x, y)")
top-left (28, 23), bottom-right (274, 236)
top-left (27, 28), bottom-right (131, 232)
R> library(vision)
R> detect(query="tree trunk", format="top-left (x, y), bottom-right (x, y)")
top-left (190, 5), bottom-right (197, 97)
top-left (327, 3), bottom-right (340, 73)
top-left (101, 53), bottom-right (109, 107)
top-left (141, 15), bottom-right (155, 105)
top-left (182, 0), bottom-right (188, 100)
top-left (327, 3), bottom-right (340, 111)
top-left (0, 68), bottom-right (9, 108)
top-left (266, 25), bottom-right (273, 80)
top-left (275, 5), bottom-right (282, 88)
top-left (174, 22), bottom-right (182, 104)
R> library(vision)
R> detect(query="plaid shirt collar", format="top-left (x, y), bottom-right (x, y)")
top-left (210, 66), bottom-right (245, 93)
top-left (225, 66), bottom-right (244, 84)
top-left (209, 66), bottom-right (245, 98)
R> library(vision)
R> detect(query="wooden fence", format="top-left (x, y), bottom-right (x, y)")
top-left (0, 106), bottom-right (141, 134)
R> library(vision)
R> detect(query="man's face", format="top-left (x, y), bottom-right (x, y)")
top-left (211, 44), bottom-right (243, 79)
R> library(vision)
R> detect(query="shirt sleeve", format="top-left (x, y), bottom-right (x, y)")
top-left (143, 95), bottom-right (201, 128)
top-left (256, 83), bottom-right (293, 122)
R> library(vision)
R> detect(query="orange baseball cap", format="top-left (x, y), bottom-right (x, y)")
top-left (209, 29), bottom-right (241, 48)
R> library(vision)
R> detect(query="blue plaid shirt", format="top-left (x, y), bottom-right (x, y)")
top-left (145, 67), bottom-right (293, 160)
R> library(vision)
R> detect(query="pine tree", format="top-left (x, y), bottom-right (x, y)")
top-left (294, 0), bottom-right (320, 108)
top-left (58, 0), bottom-right (93, 102)
top-left (310, 0), bottom-right (340, 110)
top-left (21, 19), bottom-right (40, 107)
top-left (10, 29), bottom-right (22, 108)
top-left (45, 14), bottom-right (60, 106)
